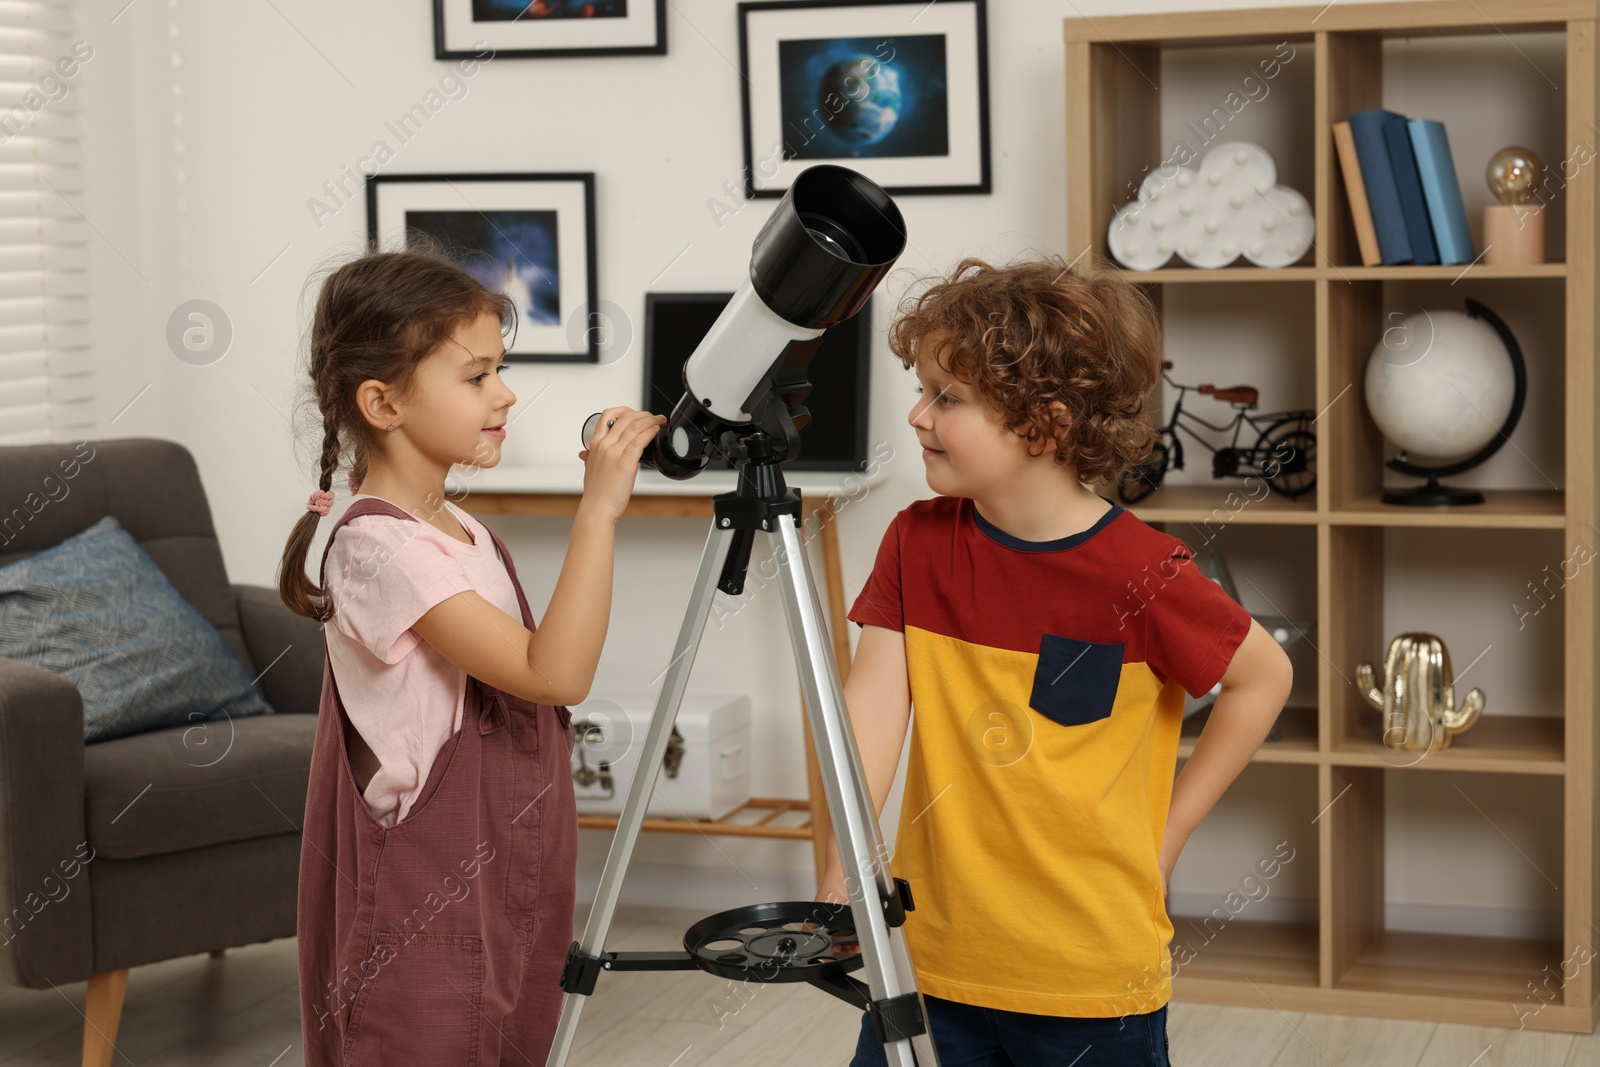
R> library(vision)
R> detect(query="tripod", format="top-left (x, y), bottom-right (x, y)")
top-left (544, 429), bottom-right (940, 1067)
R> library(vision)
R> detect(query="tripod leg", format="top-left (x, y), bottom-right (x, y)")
top-left (769, 516), bottom-right (940, 1067)
top-left (544, 522), bottom-right (735, 1067)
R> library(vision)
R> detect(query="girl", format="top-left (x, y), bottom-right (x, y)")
top-left (278, 244), bottom-right (665, 1066)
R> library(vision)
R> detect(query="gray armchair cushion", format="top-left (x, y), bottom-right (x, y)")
top-left (0, 515), bottom-right (273, 742)
top-left (0, 438), bottom-right (253, 670)
top-left (83, 713), bottom-right (316, 860)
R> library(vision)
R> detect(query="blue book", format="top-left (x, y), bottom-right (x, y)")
top-left (1347, 108), bottom-right (1413, 264)
top-left (1382, 114), bottom-right (1439, 264)
top-left (1407, 118), bottom-right (1477, 265)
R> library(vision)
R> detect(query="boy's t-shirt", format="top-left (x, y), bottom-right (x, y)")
top-left (322, 494), bottom-right (521, 828)
top-left (848, 494), bottom-right (1252, 1018)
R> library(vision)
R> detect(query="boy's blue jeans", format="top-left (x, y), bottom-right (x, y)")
top-left (849, 994), bottom-right (1171, 1067)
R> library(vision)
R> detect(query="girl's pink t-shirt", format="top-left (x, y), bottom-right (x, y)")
top-left (322, 493), bottom-right (521, 827)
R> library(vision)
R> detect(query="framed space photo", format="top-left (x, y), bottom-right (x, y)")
top-left (737, 0), bottom-right (990, 198)
top-left (432, 0), bottom-right (666, 60)
top-left (366, 172), bottom-right (599, 363)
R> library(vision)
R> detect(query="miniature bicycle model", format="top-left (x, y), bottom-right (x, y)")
top-left (1117, 360), bottom-right (1316, 505)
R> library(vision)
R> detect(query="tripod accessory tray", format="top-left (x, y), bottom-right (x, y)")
top-left (680, 899), bottom-right (928, 1044)
top-left (559, 877), bottom-right (917, 995)
top-left (684, 900), bottom-right (864, 982)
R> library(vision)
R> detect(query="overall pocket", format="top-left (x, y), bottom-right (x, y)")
top-left (1028, 633), bottom-right (1124, 727)
top-left (344, 930), bottom-right (484, 1065)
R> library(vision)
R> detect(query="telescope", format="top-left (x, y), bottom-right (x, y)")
top-left (582, 164), bottom-right (906, 474)
top-left (555, 166), bottom-right (938, 1067)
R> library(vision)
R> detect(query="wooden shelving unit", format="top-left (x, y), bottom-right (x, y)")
top-left (1067, 0), bottom-right (1598, 1033)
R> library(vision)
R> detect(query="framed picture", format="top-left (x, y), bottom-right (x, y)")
top-left (366, 172), bottom-right (599, 363)
top-left (737, 0), bottom-right (990, 199)
top-left (433, 0), bottom-right (666, 60)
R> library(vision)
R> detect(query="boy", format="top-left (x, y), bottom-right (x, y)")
top-left (819, 254), bottom-right (1294, 1067)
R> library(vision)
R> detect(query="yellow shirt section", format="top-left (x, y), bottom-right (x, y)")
top-left (895, 624), bottom-right (1186, 1017)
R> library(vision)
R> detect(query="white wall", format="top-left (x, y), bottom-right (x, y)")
top-left (74, 0), bottom-right (1567, 930)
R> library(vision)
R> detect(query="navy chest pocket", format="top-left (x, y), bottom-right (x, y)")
top-left (1028, 633), bottom-right (1125, 727)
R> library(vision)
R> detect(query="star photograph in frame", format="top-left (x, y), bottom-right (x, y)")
top-left (366, 172), bottom-right (599, 363)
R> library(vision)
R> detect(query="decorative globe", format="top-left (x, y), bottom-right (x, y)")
top-left (1364, 309), bottom-right (1515, 460)
top-left (820, 56), bottom-right (901, 146)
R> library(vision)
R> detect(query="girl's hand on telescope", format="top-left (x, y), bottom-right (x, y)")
top-left (577, 407), bottom-right (667, 523)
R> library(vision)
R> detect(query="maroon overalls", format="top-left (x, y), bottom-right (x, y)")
top-left (298, 497), bottom-right (578, 1066)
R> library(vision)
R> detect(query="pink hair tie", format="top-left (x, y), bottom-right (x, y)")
top-left (306, 489), bottom-right (335, 516)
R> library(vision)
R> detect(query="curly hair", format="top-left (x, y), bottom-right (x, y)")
top-left (277, 234), bottom-right (517, 622)
top-left (886, 251), bottom-right (1162, 486)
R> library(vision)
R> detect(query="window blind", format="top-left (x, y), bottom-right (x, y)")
top-left (0, 0), bottom-right (90, 445)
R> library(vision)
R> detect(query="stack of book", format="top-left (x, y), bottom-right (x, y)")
top-left (1333, 108), bottom-right (1476, 266)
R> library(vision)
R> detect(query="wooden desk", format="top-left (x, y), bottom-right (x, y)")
top-left (456, 490), bottom-right (850, 879)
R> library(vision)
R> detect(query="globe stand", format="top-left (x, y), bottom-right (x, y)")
top-left (1381, 472), bottom-right (1486, 507)
top-left (1379, 298), bottom-right (1526, 508)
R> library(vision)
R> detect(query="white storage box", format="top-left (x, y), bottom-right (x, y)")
top-left (569, 693), bottom-right (751, 821)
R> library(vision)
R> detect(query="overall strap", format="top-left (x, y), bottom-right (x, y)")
top-left (478, 521), bottom-right (573, 729)
top-left (318, 494), bottom-right (531, 621)
top-left (316, 495), bottom-right (570, 727)
top-left (316, 496), bottom-right (422, 591)
top-left (480, 523), bottom-right (536, 631)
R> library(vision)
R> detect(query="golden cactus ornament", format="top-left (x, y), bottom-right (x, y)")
top-left (1357, 633), bottom-right (1484, 752)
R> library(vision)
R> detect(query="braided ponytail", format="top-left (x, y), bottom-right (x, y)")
top-left (278, 414), bottom-right (344, 621)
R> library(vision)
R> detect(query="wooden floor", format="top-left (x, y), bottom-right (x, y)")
top-left (2, 903), bottom-right (1597, 1066)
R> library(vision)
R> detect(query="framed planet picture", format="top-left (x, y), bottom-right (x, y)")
top-left (432, 0), bottom-right (665, 60)
top-left (737, 0), bottom-right (990, 198)
top-left (366, 172), bottom-right (599, 363)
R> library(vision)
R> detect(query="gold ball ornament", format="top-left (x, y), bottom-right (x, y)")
top-left (1486, 146), bottom-right (1544, 205)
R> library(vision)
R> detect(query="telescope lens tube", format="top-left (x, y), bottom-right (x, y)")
top-left (677, 281), bottom-right (825, 426)
top-left (748, 164), bottom-right (907, 330)
top-left (648, 164), bottom-right (908, 481)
